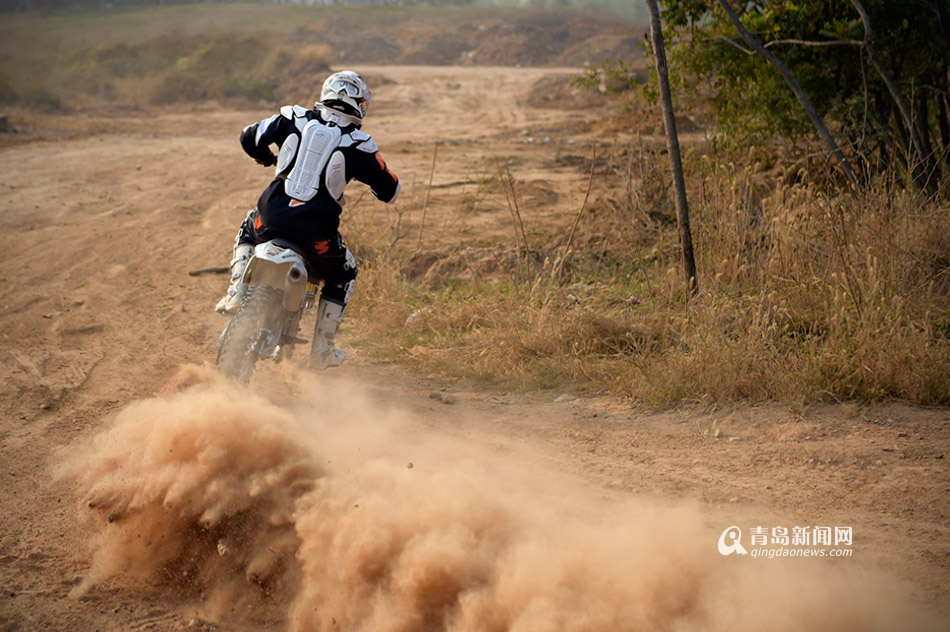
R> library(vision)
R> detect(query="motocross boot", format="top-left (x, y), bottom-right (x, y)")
top-left (215, 243), bottom-right (253, 315)
top-left (308, 298), bottom-right (346, 369)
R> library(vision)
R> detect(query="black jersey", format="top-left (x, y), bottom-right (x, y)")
top-left (240, 105), bottom-right (400, 240)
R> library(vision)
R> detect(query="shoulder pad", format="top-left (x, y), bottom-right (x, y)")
top-left (280, 104), bottom-right (310, 120)
top-left (342, 130), bottom-right (379, 153)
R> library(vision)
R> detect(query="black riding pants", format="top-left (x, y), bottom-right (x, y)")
top-left (237, 203), bottom-right (357, 306)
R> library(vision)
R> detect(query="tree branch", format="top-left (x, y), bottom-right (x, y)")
top-left (763, 38), bottom-right (863, 48)
top-left (715, 0), bottom-right (863, 191)
top-left (849, 0), bottom-right (936, 188)
top-left (858, 46), bottom-right (869, 156)
top-left (707, 34), bottom-right (755, 55)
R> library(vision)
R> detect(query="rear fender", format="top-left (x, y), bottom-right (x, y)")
top-left (243, 242), bottom-right (309, 312)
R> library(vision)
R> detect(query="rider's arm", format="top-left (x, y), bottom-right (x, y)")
top-left (240, 113), bottom-right (295, 167)
top-left (346, 145), bottom-right (401, 203)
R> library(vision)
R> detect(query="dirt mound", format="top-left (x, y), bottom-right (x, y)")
top-left (524, 74), bottom-right (606, 110)
top-left (340, 35), bottom-right (404, 64)
top-left (461, 21), bottom-right (566, 66)
top-left (295, 11), bottom-right (642, 68)
top-left (400, 36), bottom-right (471, 66)
top-left (552, 34), bottom-right (644, 66)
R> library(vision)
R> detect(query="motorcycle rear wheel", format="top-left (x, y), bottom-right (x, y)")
top-left (216, 285), bottom-right (283, 383)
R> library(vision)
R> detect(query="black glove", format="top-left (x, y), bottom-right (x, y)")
top-left (256, 153), bottom-right (276, 167)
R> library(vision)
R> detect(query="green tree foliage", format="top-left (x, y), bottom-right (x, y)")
top-left (660, 0), bottom-right (949, 172)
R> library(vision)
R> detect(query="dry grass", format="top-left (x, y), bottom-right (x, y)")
top-left (0, 9), bottom-right (335, 109)
top-left (348, 149), bottom-right (950, 407)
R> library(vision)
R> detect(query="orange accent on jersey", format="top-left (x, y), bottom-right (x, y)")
top-left (254, 214), bottom-right (263, 230)
top-left (289, 199), bottom-right (305, 207)
top-left (375, 152), bottom-right (398, 183)
top-left (313, 240), bottom-right (330, 255)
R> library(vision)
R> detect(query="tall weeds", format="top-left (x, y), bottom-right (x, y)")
top-left (349, 150), bottom-right (950, 407)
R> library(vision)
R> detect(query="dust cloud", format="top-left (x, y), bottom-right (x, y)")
top-left (57, 365), bottom-right (937, 631)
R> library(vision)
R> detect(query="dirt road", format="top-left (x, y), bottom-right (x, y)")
top-left (1, 66), bottom-right (948, 631)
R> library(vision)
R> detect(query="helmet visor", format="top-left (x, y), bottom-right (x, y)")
top-left (324, 76), bottom-right (370, 117)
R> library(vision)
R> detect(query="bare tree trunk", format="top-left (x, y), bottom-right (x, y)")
top-left (937, 70), bottom-right (950, 161)
top-left (716, 0), bottom-right (863, 191)
top-left (939, 91), bottom-right (950, 161)
top-left (917, 92), bottom-right (934, 159)
top-left (849, 0), bottom-right (937, 188)
top-left (645, 0), bottom-right (697, 298)
top-left (893, 113), bottom-right (912, 170)
top-left (877, 138), bottom-right (891, 172)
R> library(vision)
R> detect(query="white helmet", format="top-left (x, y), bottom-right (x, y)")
top-left (318, 70), bottom-right (371, 127)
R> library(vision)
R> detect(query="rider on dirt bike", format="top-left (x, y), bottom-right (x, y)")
top-left (217, 70), bottom-right (400, 369)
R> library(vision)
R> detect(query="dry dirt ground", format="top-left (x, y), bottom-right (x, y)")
top-left (1, 65), bottom-right (949, 631)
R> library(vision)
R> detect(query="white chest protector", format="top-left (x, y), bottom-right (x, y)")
top-left (283, 119), bottom-right (343, 202)
top-left (273, 105), bottom-right (381, 204)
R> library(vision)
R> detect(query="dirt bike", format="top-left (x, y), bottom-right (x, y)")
top-left (216, 239), bottom-right (317, 383)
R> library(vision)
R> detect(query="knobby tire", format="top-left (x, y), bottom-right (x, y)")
top-left (216, 285), bottom-right (282, 383)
